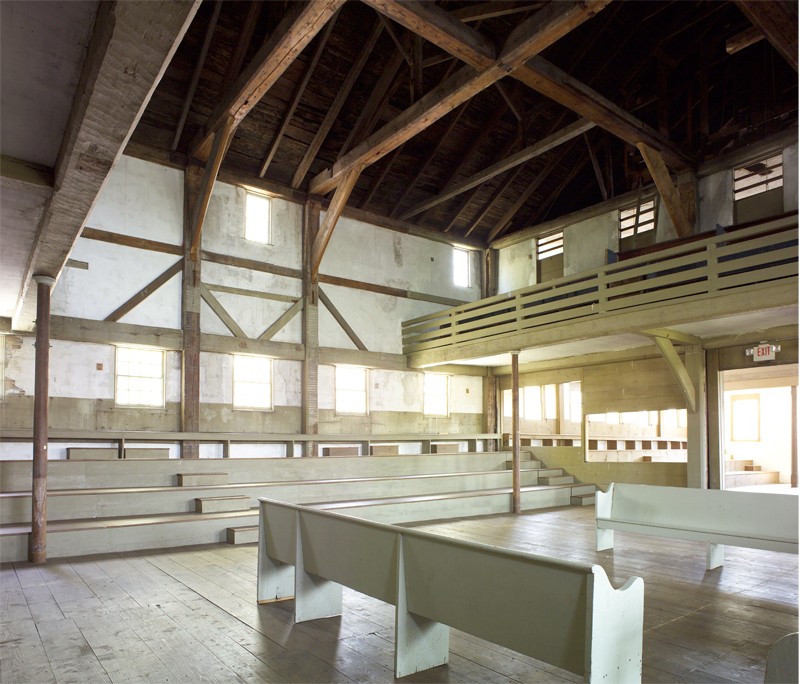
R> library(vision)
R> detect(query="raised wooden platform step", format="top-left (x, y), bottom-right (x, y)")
top-left (178, 472), bottom-right (228, 486)
top-left (195, 495), bottom-right (250, 513)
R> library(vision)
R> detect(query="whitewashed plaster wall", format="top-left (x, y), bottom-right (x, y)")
top-left (5, 338), bottom-right (180, 402)
top-left (497, 239), bottom-right (536, 294)
top-left (563, 212), bottom-right (617, 275)
top-left (698, 169), bottom-right (733, 233)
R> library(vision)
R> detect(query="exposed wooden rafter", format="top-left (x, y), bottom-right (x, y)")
top-left (259, 299), bottom-right (305, 341)
top-left (191, 0), bottom-right (346, 162)
top-left (734, 0), bottom-right (798, 71)
top-left (646, 330), bottom-right (701, 413)
top-left (361, 0), bottom-right (692, 170)
top-left (259, 14), bottom-right (338, 177)
top-left (104, 260), bottom-right (183, 323)
top-left (318, 287), bottom-right (368, 350)
top-left (310, 0), bottom-right (611, 197)
top-left (291, 20), bottom-right (383, 188)
top-left (199, 283), bottom-right (247, 338)
top-left (463, 165), bottom-right (526, 237)
top-left (403, 118), bottom-right (595, 220)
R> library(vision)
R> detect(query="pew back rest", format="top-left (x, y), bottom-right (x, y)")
top-left (597, 484), bottom-right (798, 543)
top-left (260, 498), bottom-right (644, 680)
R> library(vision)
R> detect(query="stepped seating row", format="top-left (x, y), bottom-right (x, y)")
top-left (0, 450), bottom-right (595, 562)
top-left (724, 458), bottom-right (780, 487)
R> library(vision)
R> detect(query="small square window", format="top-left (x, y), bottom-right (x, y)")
top-left (537, 232), bottom-right (564, 261)
top-left (619, 198), bottom-right (657, 240)
top-left (423, 373), bottom-right (449, 416)
top-left (335, 365), bottom-right (368, 415)
top-left (734, 155), bottom-right (783, 201)
top-left (115, 347), bottom-right (165, 407)
top-left (453, 248), bottom-right (470, 288)
top-left (233, 355), bottom-right (272, 410)
top-left (245, 191), bottom-right (271, 243)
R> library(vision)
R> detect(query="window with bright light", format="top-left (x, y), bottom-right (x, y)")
top-left (543, 384), bottom-right (558, 420)
top-left (619, 197), bottom-right (657, 239)
top-left (453, 248), bottom-right (470, 288)
top-left (734, 155), bottom-right (783, 201)
top-left (523, 386), bottom-right (542, 420)
top-left (335, 365), bottom-right (368, 415)
top-left (233, 355), bottom-right (272, 410)
top-left (561, 381), bottom-right (582, 422)
top-left (423, 373), bottom-right (449, 416)
top-left (537, 232), bottom-right (564, 261)
top-left (245, 191), bottom-right (271, 243)
top-left (115, 347), bottom-right (165, 407)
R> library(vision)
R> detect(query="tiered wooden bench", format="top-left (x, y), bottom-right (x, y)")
top-left (257, 498), bottom-right (644, 682)
top-left (596, 483), bottom-right (798, 569)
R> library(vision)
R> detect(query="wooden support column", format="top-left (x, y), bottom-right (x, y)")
top-left (182, 166), bottom-right (202, 459)
top-left (303, 200), bottom-right (321, 457)
top-left (511, 351), bottom-right (521, 514)
top-left (706, 349), bottom-right (724, 490)
top-left (686, 345), bottom-right (707, 489)
top-left (636, 142), bottom-right (694, 238)
top-left (30, 275), bottom-right (55, 565)
top-left (792, 385), bottom-right (798, 488)
top-left (484, 372), bottom-right (498, 453)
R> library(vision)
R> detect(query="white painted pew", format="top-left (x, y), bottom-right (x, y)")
top-left (596, 483), bottom-right (798, 569)
top-left (258, 497), bottom-right (644, 683)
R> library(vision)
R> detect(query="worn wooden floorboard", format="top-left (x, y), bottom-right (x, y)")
top-left (1, 505), bottom-right (796, 683)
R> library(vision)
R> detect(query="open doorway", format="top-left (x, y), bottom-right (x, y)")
top-left (720, 363), bottom-right (797, 493)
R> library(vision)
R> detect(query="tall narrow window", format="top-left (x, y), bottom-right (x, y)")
top-left (335, 365), bottom-right (368, 415)
top-left (233, 355), bottom-right (272, 410)
top-left (453, 248), bottom-right (470, 287)
top-left (537, 231), bottom-right (564, 283)
top-left (561, 381), bottom-right (582, 422)
top-left (522, 386), bottom-right (542, 420)
top-left (115, 347), bottom-right (165, 407)
top-left (543, 384), bottom-right (558, 420)
top-left (245, 191), bottom-right (271, 243)
top-left (423, 373), bottom-right (449, 416)
top-left (734, 155), bottom-right (783, 201)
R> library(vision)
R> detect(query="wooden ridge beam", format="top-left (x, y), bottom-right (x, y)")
top-left (201, 250), bottom-right (302, 280)
top-left (452, 2), bottom-right (543, 23)
top-left (259, 13), bottom-right (338, 178)
top-left (725, 26), bottom-right (764, 55)
top-left (192, 0), bottom-right (345, 161)
top-left (318, 274), bottom-right (468, 307)
top-left (311, 0), bottom-right (609, 197)
top-left (318, 287), bottom-right (368, 351)
top-left (292, 21), bottom-right (382, 189)
top-left (105, 260), bottom-right (183, 322)
top-left (402, 118), bottom-right (594, 220)
top-left (637, 142), bottom-right (694, 238)
top-left (465, 165), bottom-right (527, 238)
top-left (734, 0), bottom-right (798, 71)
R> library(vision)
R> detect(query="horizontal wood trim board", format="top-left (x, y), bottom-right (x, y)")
top-left (319, 273), bottom-right (467, 306)
top-left (204, 283), bottom-right (299, 304)
top-left (199, 284), bottom-right (247, 338)
top-left (201, 251), bottom-right (303, 280)
top-left (81, 227), bottom-right (184, 255)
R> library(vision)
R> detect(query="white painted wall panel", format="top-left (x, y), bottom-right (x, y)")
top-left (564, 212), bottom-right (617, 274)
top-left (274, 360), bottom-right (302, 407)
top-left (449, 375), bottom-right (483, 414)
top-left (202, 183), bottom-right (302, 269)
top-left (85, 156), bottom-right (183, 244)
top-left (319, 365), bottom-right (335, 410)
top-left (52, 239), bottom-right (182, 326)
top-left (199, 352), bottom-right (231, 404)
top-left (699, 170), bottom-right (733, 232)
top-left (370, 370), bottom-right (423, 413)
top-left (321, 214), bottom-right (480, 301)
top-left (498, 239), bottom-right (535, 294)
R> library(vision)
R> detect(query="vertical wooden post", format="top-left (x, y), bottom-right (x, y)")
top-left (484, 372), bottom-right (498, 452)
top-left (686, 345), bottom-right (707, 489)
top-left (706, 349), bottom-right (724, 490)
top-left (182, 164), bottom-right (202, 458)
top-left (30, 275), bottom-right (54, 564)
top-left (791, 385), bottom-right (798, 488)
top-left (511, 351), bottom-right (521, 514)
top-left (303, 199), bottom-right (321, 457)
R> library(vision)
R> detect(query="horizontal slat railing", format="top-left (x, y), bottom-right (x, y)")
top-left (402, 214), bottom-right (798, 355)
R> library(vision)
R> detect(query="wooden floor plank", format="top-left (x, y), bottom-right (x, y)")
top-left (1, 505), bottom-right (796, 683)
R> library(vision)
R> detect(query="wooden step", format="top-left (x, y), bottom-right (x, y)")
top-left (124, 448), bottom-right (170, 459)
top-left (67, 448), bottom-right (118, 460)
top-left (195, 495), bottom-right (251, 513)
top-left (725, 459), bottom-right (754, 472)
top-left (540, 475), bottom-right (574, 486)
top-left (570, 493), bottom-right (596, 506)
top-left (725, 470), bottom-right (780, 487)
top-left (226, 525), bottom-right (258, 545)
top-left (744, 464), bottom-right (762, 471)
top-left (178, 472), bottom-right (228, 487)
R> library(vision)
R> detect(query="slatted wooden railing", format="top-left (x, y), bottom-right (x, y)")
top-left (402, 213), bottom-right (797, 355)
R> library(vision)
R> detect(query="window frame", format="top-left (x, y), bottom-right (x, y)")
top-left (452, 248), bottom-right (471, 288)
top-left (536, 231), bottom-right (564, 261)
top-left (244, 190), bottom-right (272, 244)
top-left (114, 346), bottom-right (166, 409)
top-left (232, 354), bottom-right (273, 411)
top-left (733, 154), bottom-right (783, 202)
top-left (334, 364), bottom-right (369, 416)
top-left (619, 196), bottom-right (658, 241)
